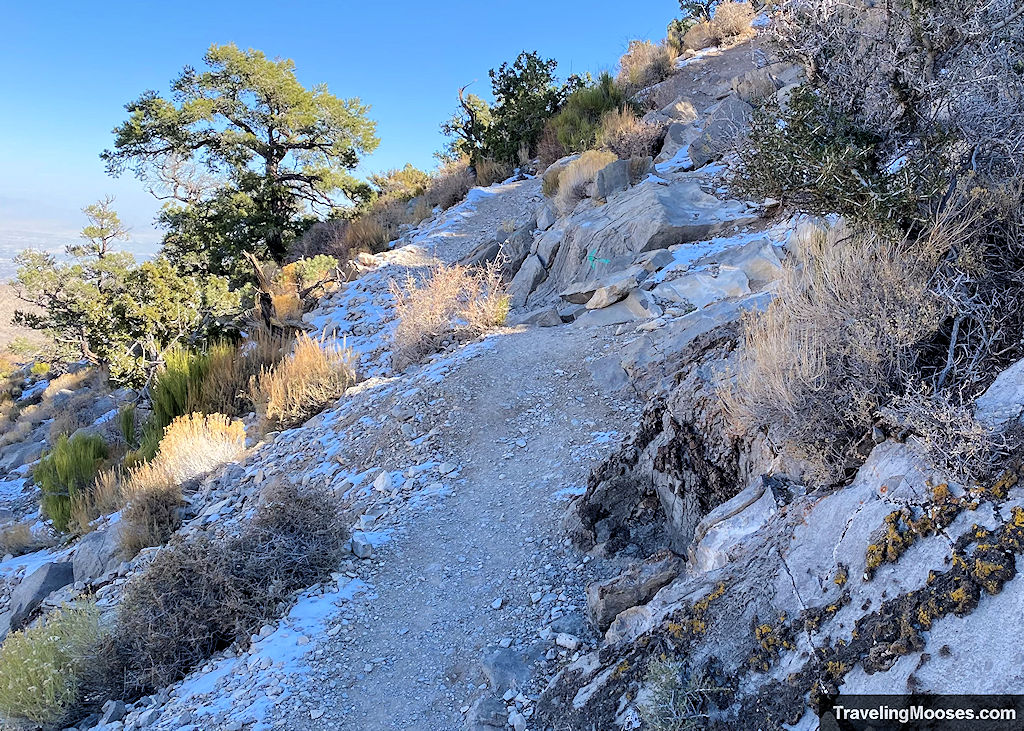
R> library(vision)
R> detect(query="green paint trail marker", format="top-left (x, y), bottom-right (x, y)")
top-left (587, 251), bottom-right (611, 270)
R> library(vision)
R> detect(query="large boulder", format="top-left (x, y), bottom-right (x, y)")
top-left (652, 266), bottom-right (751, 309)
top-left (730, 68), bottom-right (779, 104)
top-left (539, 353), bottom-right (1024, 729)
top-left (72, 522), bottom-right (125, 582)
top-left (497, 224), bottom-right (534, 278)
top-left (534, 179), bottom-right (757, 300)
top-left (655, 121), bottom-right (701, 166)
top-left (689, 95), bottom-right (754, 168)
top-left (594, 159), bottom-right (631, 201)
top-left (9, 561), bottom-right (74, 629)
top-left (508, 255), bottom-right (547, 308)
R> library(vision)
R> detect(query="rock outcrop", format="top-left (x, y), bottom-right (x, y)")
top-left (537, 353), bottom-right (1024, 730)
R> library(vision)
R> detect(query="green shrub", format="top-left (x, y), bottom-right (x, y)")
top-left (733, 86), bottom-right (944, 227)
top-left (548, 73), bottom-right (630, 153)
top-left (117, 404), bottom-right (137, 448)
top-left (105, 481), bottom-right (348, 694)
top-left (640, 659), bottom-right (730, 731)
top-left (150, 346), bottom-right (210, 433)
top-left (0, 602), bottom-right (101, 727)
top-left (35, 433), bottom-right (109, 532)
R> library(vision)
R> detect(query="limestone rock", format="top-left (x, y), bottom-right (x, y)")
top-left (72, 522), bottom-right (125, 582)
top-left (595, 159), bottom-right (631, 201)
top-left (461, 239), bottom-right (501, 268)
top-left (586, 549), bottom-right (683, 630)
top-left (466, 695), bottom-right (507, 729)
top-left (975, 357), bottom-right (1024, 428)
top-left (689, 96), bottom-right (753, 168)
top-left (588, 356), bottom-right (630, 392)
top-left (536, 179), bottom-right (757, 299)
top-left (508, 255), bottom-right (547, 308)
top-left (661, 98), bottom-right (698, 123)
top-left (10, 561), bottom-right (74, 629)
top-left (519, 307), bottom-right (563, 328)
top-left (536, 200), bottom-right (557, 231)
top-left (586, 272), bottom-right (641, 310)
top-left (480, 647), bottom-right (530, 693)
top-left (350, 532), bottom-right (373, 559)
top-left (689, 477), bottom-right (778, 572)
top-left (497, 225), bottom-right (534, 278)
top-left (730, 68), bottom-right (779, 104)
top-left (656, 122), bottom-right (701, 165)
top-left (653, 266), bottom-right (751, 310)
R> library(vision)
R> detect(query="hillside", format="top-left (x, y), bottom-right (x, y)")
top-left (0, 2), bottom-right (1023, 730)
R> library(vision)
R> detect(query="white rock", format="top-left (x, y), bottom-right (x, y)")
top-left (555, 633), bottom-right (581, 651)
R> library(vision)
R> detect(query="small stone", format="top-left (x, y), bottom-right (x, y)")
top-left (491, 597), bottom-right (503, 610)
top-left (509, 709), bottom-right (528, 731)
top-left (137, 708), bottom-right (160, 727)
top-left (437, 462), bottom-right (457, 475)
top-left (373, 471), bottom-right (393, 492)
top-left (310, 708), bottom-right (325, 720)
top-left (351, 532), bottom-right (373, 559)
top-left (555, 633), bottom-right (580, 651)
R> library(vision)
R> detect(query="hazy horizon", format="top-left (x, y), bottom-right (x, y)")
top-left (1, 0), bottom-right (675, 279)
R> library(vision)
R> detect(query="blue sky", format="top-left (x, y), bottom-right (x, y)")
top-left (0, 0), bottom-right (675, 267)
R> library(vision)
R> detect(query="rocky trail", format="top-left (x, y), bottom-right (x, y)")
top-left (274, 324), bottom-right (638, 730)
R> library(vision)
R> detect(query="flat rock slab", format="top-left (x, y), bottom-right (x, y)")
top-left (537, 179), bottom-right (758, 300)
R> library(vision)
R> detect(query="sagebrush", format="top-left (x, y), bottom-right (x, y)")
top-left (253, 333), bottom-right (356, 429)
top-left (104, 481), bottom-right (348, 694)
top-left (390, 262), bottom-right (509, 370)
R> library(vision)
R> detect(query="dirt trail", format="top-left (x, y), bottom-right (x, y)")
top-left (275, 324), bottom-right (635, 730)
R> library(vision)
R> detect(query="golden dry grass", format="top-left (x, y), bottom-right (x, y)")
top-left (683, 2), bottom-right (756, 51)
top-left (126, 413), bottom-right (246, 492)
top-left (474, 158), bottom-right (512, 187)
top-left (425, 157), bottom-right (475, 210)
top-left (597, 107), bottom-right (665, 160)
top-left (555, 150), bottom-right (618, 213)
top-left (721, 218), bottom-right (959, 480)
top-left (389, 261), bottom-right (509, 370)
top-left (253, 334), bottom-right (357, 430)
top-left (118, 476), bottom-right (182, 557)
top-left (69, 468), bottom-right (122, 534)
top-left (617, 40), bottom-right (677, 92)
top-left (0, 521), bottom-right (48, 557)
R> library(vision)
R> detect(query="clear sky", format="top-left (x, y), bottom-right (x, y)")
top-left (0, 0), bottom-right (675, 268)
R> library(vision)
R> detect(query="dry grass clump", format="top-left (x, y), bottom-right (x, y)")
top-left (253, 333), bottom-right (356, 430)
top-left (474, 158), bottom-right (512, 187)
top-left (555, 150), bottom-right (618, 214)
top-left (0, 521), bottom-right (49, 557)
top-left (597, 108), bottom-right (667, 159)
top-left (721, 218), bottom-right (957, 481)
top-left (117, 413), bottom-right (244, 554)
top-left (617, 40), bottom-right (677, 93)
top-left (425, 157), bottom-right (475, 210)
top-left (710, 1), bottom-right (755, 41)
top-left (134, 413), bottom-right (245, 488)
top-left (69, 468), bottom-right (122, 535)
top-left (118, 477), bottom-right (182, 557)
top-left (191, 330), bottom-right (289, 419)
top-left (104, 481), bottom-right (348, 694)
top-left (682, 2), bottom-right (756, 51)
top-left (0, 602), bottom-right (101, 727)
top-left (390, 262), bottom-right (509, 370)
